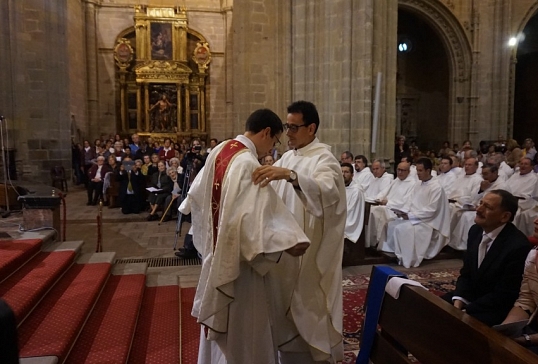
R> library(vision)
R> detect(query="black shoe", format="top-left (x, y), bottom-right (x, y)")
top-left (147, 214), bottom-right (155, 221)
top-left (175, 248), bottom-right (198, 259)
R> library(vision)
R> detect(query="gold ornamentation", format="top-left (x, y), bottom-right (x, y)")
top-left (114, 38), bottom-right (134, 68)
top-left (192, 42), bottom-right (212, 70)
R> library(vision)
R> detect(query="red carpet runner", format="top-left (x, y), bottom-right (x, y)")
top-left (181, 287), bottom-right (198, 364)
top-left (178, 268), bottom-right (460, 364)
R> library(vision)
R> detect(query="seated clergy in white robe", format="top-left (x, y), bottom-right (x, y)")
top-left (436, 157), bottom-right (458, 197)
top-left (367, 162), bottom-right (415, 248)
top-left (180, 109), bottom-right (310, 364)
top-left (381, 157), bottom-right (450, 268)
top-left (507, 158), bottom-right (538, 233)
top-left (342, 163), bottom-right (365, 243)
top-left (448, 157), bottom-right (483, 201)
top-left (364, 159), bottom-right (393, 201)
top-left (512, 157), bottom-right (538, 236)
top-left (353, 155), bottom-right (374, 192)
top-left (449, 164), bottom-right (506, 250)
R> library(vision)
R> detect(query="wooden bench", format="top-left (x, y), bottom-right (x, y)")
top-left (360, 270), bottom-right (538, 364)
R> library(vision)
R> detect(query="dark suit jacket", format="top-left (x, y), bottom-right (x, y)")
top-left (443, 223), bottom-right (531, 326)
top-left (87, 164), bottom-right (111, 181)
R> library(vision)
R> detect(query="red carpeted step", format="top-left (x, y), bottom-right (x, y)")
top-left (65, 274), bottom-right (146, 364)
top-left (18, 262), bottom-right (111, 362)
top-left (0, 239), bottom-right (42, 282)
top-left (180, 287), bottom-right (198, 364)
top-left (128, 285), bottom-right (180, 364)
top-left (0, 250), bottom-right (75, 323)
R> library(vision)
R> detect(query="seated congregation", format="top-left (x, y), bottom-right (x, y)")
top-left (341, 136), bottom-right (538, 269)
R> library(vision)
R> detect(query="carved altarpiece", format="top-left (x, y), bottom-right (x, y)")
top-left (114, 6), bottom-right (211, 143)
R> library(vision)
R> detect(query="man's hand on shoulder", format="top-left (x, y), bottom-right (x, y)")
top-left (285, 242), bottom-right (310, 257)
top-left (252, 165), bottom-right (291, 187)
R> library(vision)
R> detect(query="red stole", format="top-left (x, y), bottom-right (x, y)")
top-left (211, 140), bottom-right (248, 248)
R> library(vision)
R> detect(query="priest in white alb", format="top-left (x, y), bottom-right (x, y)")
top-left (341, 162), bottom-right (365, 244)
top-left (436, 156), bottom-right (458, 196)
top-left (369, 162), bottom-right (416, 249)
top-left (252, 101), bottom-right (346, 364)
top-left (180, 109), bottom-right (311, 364)
top-left (511, 157), bottom-right (538, 236)
top-left (381, 158), bottom-right (450, 268)
top-left (364, 159), bottom-right (393, 201)
top-left (353, 155), bottom-right (374, 192)
top-left (449, 163), bottom-right (507, 250)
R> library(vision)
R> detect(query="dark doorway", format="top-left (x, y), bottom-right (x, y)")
top-left (397, 9), bottom-right (449, 153)
top-left (514, 13), bottom-right (538, 145)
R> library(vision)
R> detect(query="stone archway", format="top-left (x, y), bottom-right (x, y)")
top-left (398, 0), bottom-right (473, 147)
top-left (510, 2), bottom-right (538, 144)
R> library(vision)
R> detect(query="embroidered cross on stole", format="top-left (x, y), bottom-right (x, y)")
top-left (211, 140), bottom-right (248, 248)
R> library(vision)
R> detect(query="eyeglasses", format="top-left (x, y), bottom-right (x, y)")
top-left (274, 135), bottom-right (281, 147)
top-left (284, 123), bottom-right (308, 133)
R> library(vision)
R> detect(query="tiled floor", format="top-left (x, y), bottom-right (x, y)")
top-left (0, 182), bottom-right (463, 287)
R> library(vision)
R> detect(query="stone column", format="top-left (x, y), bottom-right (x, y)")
top-left (85, 0), bottom-right (99, 138)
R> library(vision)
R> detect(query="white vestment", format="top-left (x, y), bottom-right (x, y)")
top-left (448, 178), bottom-right (507, 250)
top-left (436, 170), bottom-right (458, 197)
top-left (498, 161), bottom-right (514, 180)
top-left (353, 167), bottom-right (374, 192)
top-left (344, 180), bottom-right (365, 243)
top-left (364, 172), bottom-right (393, 201)
top-left (269, 138), bottom-right (346, 363)
top-left (448, 172), bottom-right (483, 201)
top-left (366, 177), bottom-right (416, 248)
top-left (382, 177), bottom-right (450, 268)
top-left (513, 178), bottom-right (538, 236)
top-left (180, 135), bottom-right (310, 364)
top-left (505, 172), bottom-right (538, 211)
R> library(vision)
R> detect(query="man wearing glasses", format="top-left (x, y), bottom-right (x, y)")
top-left (180, 108), bottom-right (310, 364)
top-left (253, 100), bottom-right (346, 363)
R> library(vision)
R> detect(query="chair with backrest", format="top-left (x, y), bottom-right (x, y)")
top-left (50, 165), bottom-right (68, 192)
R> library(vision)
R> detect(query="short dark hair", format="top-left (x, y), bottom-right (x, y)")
top-left (489, 189), bottom-right (518, 222)
top-left (287, 101), bottom-right (320, 133)
top-left (210, 138), bottom-right (218, 144)
top-left (441, 157), bottom-right (453, 165)
top-left (341, 162), bottom-right (354, 173)
top-left (482, 164), bottom-right (498, 174)
top-left (342, 151), bottom-right (353, 160)
top-left (245, 109), bottom-right (283, 137)
top-left (416, 157), bottom-right (433, 171)
top-left (355, 155), bottom-right (368, 165)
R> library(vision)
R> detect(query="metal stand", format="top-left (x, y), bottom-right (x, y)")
top-left (173, 161), bottom-right (193, 250)
top-left (0, 116), bottom-right (10, 218)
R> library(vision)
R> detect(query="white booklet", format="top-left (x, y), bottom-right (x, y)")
top-left (492, 319), bottom-right (528, 338)
top-left (146, 187), bottom-right (163, 192)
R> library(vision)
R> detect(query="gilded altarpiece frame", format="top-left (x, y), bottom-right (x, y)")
top-left (114, 6), bottom-right (211, 144)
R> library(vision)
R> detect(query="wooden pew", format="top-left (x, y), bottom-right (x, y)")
top-left (364, 284), bottom-right (538, 364)
top-left (343, 201), bottom-right (389, 266)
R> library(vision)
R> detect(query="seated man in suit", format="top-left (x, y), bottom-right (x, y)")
top-left (442, 189), bottom-right (531, 326)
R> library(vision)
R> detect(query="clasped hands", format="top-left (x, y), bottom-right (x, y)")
top-left (285, 242), bottom-right (309, 257)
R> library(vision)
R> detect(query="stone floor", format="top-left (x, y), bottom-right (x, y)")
top-left (0, 181), bottom-right (463, 287)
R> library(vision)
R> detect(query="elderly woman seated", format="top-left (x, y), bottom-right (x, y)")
top-left (501, 217), bottom-right (538, 353)
top-left (161, 167), bottom-right (182, 222)
top-left (147, 161), bottom-right (172, 221)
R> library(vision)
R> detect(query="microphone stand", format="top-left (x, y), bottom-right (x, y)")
top-left (0, 116), bottom-right (10, 218)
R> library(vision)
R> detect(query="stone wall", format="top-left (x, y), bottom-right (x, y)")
top-left (0, 0), bottom-right (72, 182)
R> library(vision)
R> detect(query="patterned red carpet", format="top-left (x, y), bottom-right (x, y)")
top-left (342, 267), bottom-right (460, 364)
top-left (179, 268), bottom-right (460, 364)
